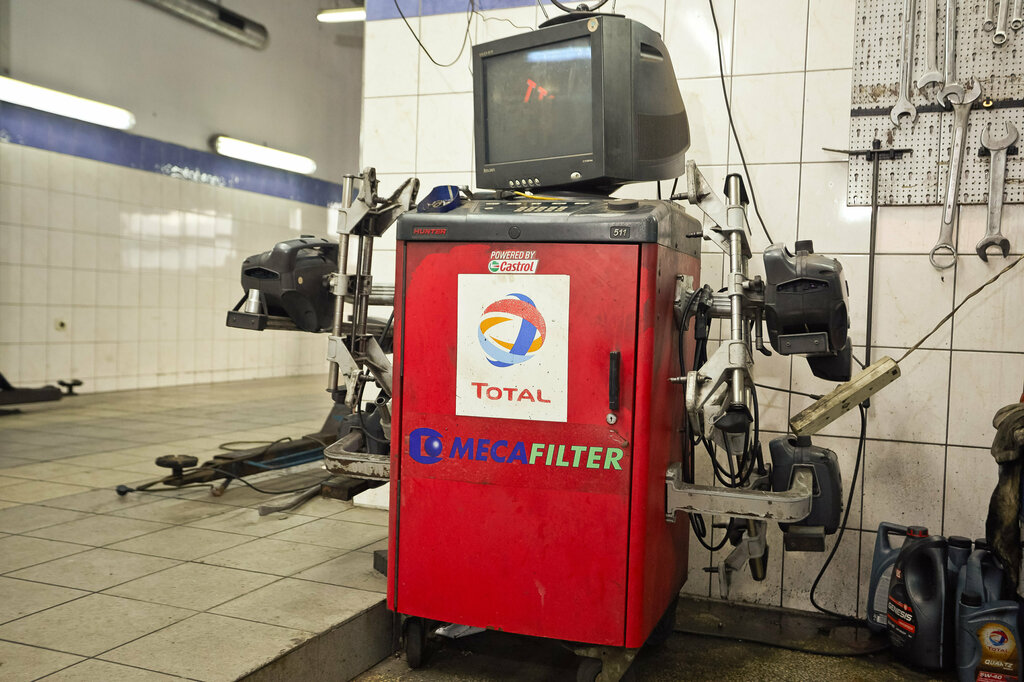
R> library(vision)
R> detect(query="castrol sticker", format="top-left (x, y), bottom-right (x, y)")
top-left (488, 249), bottom-right (538, 274)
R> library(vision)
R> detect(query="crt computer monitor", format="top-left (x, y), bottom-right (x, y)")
top-left (473, 14), bottom-right (690, 195)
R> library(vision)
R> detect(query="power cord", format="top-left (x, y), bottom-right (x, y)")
top-left (898, 253), bottom-right (1023, 363)
top-left (674, 626), bottom-right (890, 658)
top-left (809, 404), bottom-right (868, 621)
top-left (707, 0), bottom-right (773, 245)
top-left (394, 0), bottom-right (475, 67)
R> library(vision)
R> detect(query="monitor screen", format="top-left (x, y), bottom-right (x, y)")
top-left (482, 37), bottom-right (594, 166)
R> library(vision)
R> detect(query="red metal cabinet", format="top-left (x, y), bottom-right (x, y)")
top-left (389, 225), bottom-right (698, 648)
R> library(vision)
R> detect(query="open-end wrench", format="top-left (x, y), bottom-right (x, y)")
top-left (918, 0), bottom-right (943, 89)
top-left (936, 0), bottom-right (963, 106)
top-left (892, 0), bottom-right (918, 125)
top-left (984, 0), bottom-right (997, 30)
top-left (1011, 0), bottom-right (1023, 31)
top-left (978, 121), bottom-right (1018, 261)
top-left (995, 0), bottom-right (1012, 44)
top-left (931, 81), bottom-right (982, 270)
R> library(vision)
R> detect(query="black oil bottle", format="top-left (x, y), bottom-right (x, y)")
top-left (888, 526), bottom-right (952, 670)
top-left (867, 522), bottom-right (908, 632)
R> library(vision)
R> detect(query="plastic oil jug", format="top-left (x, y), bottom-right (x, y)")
top-left (957, 549), bottom-right (1020, 682)
top-left (888, 526), bottom-right (952, 670)
top-left (867, 521), bottom-right (908, 633)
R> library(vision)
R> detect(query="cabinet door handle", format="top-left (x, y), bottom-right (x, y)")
top-left (609, 351), bottom-right (621, 411)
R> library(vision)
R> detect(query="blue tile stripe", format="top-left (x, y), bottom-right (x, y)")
top-left (0, 102), bottom-right (346, 208)
top-left (367, 0), bottom-right (534, 20)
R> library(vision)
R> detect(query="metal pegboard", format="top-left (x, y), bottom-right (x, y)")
top-left (849, 0), bottom-right (1024, 206)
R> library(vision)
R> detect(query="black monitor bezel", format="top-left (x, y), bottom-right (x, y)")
top-left (473, 18), bottom-right (608, 191)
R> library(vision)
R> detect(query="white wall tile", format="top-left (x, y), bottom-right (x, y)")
top-left (362, 96), bottom-right (419, 174)
top-left (0, 304), bottom-right (20, 343)
top-left (869, 347), bottom-right (950, 444)
top-left (802, 70), bottom-right (853, 163)
top-left (943, 446), bottom-right (996, 539)
top-left (0, 143), bottom-right (22, 185)
top-left (21, 267), bottom-right (48, 307)
top-left (664, 0), bottom-right (735, 79)
top-left (48, 153), bottom-right (74, 193)
top-left (678, 77), bottom-right (732, 167)
top-left (21, 186), bottom-right (49, 228)
top-left (20, 147), bottom-right (49, 189)
top-left (47, 230), bottom-right (72, 268)
top-left (862, 439), bottom-right (945, 530)
top-left (0, 183), bottom-right (22, 224)
top-left (0, 264), bottom-right (20, 305)
top-left (952, 256), bottom-right (1024, 353)
top-left (869, 255), bottom-right (954, 349)
top-left (874, 205), bottom-right (943, 254)
top-left (418, 14), bottom-right (474, 95)
top-left (732, 0), bottom-right (808, 75)
top-left (729, 73), bottom-right (805, 164)
top-left (782, 529), bottom-right (860, 616)
top-left (948, 351), bottom-right (1024, 448)
top-left (728, 163), bottom-right (800, 252)
top-left (364, 18), bottom-right (420, 98)
top-left (806, 0), bottom-right (855, 71)
top-left (0, 225), bottom-right (22, 265)
top-left (416, 93), bottom-right (474, 173)
top-left (797, 162), bottom-right (871, 253)
top-left (957, 204), bottom-right (1024, 257)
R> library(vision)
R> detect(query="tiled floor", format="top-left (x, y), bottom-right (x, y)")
top-left (0, 376), bottom-right (389, 681)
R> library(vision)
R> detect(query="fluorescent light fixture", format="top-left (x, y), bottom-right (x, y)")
top-left (212, 135), bottom-right (317, 174)
top-left (316, 7), bottom-right (366, 22)
top-left (0, 76), bottom-right (136, 130)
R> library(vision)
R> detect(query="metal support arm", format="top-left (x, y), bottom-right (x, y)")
top-left (665, 463), bottom-right (814, 523)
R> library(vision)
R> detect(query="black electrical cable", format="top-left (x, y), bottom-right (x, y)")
top-left (674, 627), bottom-right (891, 658)
top-left (217, 438), bottom-right (290, 452)
top-left (378, 311), bottom-right (394, 345)
top-left (808, 404), bottom-right (869, 621)
top-left (754, 382), bottom-right (822, 401)
top-left (207, 468), bottom-right (332, 495)
top-left (678, 294), bottom-right (729, 552)
top-left (707, 0), bottom-right (773, 246)
top-left (394, 0), bottom-right (474, 68)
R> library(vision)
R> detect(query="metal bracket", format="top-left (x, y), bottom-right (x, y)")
top-left (323, 431), bottom-right (390, 481)
top-left (683, 161), bottom-right (752, 258)
top-left (684, 339), bottom-right (753, 441)
top-left (715, 519), bottom-right (767, 599)
top-left (335, 168), bottom-right (420, 237)
top-left (665, 463), bottom-right (814, 523)
top-left (363, 337), bottom-right (393, 398)
top-left (326, 335), bottom-right (361, 405)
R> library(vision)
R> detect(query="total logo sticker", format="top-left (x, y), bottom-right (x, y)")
top-left (456, 273), bottom-right (569, 422)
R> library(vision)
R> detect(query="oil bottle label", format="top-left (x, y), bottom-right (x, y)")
top-left (887, 590), bottom-right (915, 644)
top-left (872, 567), bottom-right (894, 627)
top-left (977, 622), bottom-right (1019, 680)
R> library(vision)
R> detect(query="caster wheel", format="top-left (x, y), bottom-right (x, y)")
top-left (405, 617), bottom-right (426, 669)
top-left (647, 595), bottom-right (678, 647)
top-left (577, 657), bottom-right (602, 682)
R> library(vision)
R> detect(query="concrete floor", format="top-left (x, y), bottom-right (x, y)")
top-left (357, 629), bottom-right (951, 682)
top-left (0, 375), bottom-right (388, 681)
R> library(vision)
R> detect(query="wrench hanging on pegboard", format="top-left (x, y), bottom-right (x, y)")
top-left (849, 0), bottom-right (1023, 206)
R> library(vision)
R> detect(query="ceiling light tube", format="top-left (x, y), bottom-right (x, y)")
top-left (212, 135), bottom-right (317, 174)
top-left (316, 8), bottom-right (366, 23)
top-left (0, 76), bottom-right (136, 130)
